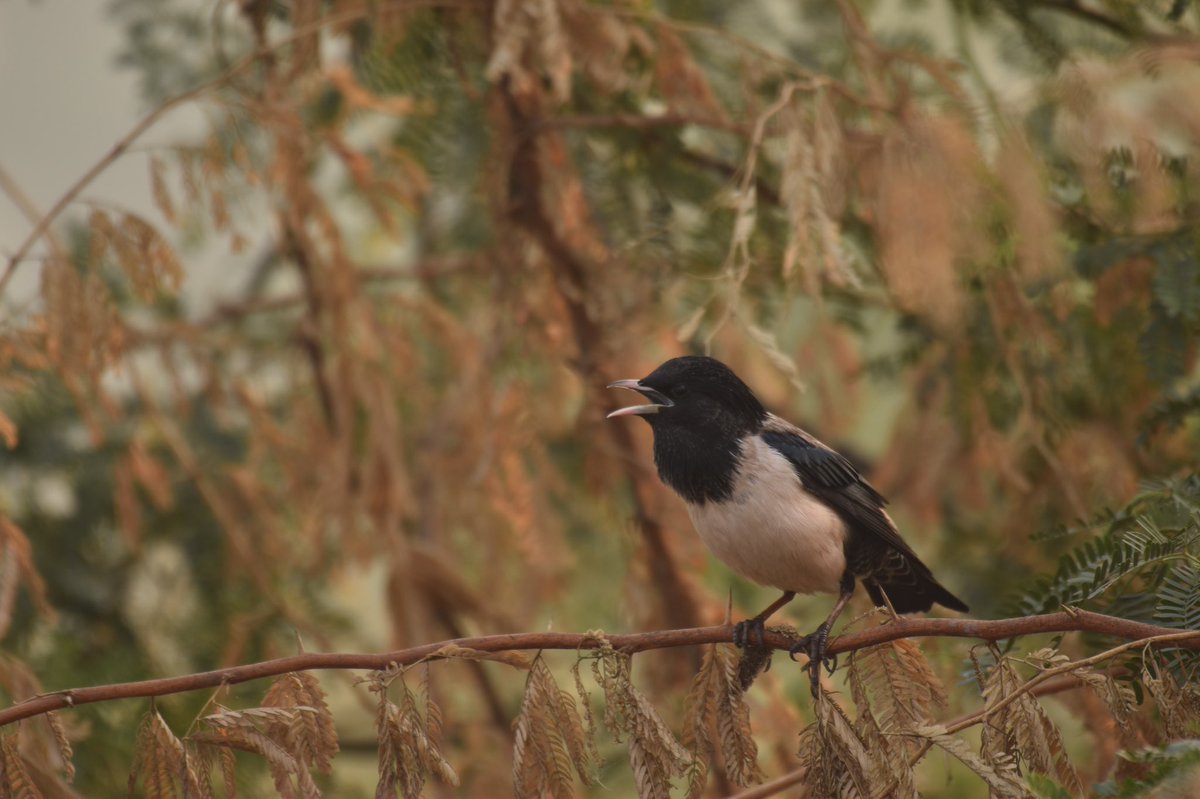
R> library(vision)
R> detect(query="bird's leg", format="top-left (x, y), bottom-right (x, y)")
top-left (732, 590), bottom-right (796, 648)
top-left (789, 574), bottom-right (855, 697)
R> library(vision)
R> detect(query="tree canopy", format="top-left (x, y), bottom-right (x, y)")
top-left (1, 0), bottom-right (1199, 796)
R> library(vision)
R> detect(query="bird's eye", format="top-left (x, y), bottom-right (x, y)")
top-left (673, 383), bottom-right (688, 397)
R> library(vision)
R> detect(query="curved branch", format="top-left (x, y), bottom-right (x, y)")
top-left (2, 611), bottom-right (1196, 729)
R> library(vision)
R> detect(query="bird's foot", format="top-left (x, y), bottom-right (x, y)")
top-left (788, 622), bottom-right (837, 697)
top-left (731, 617), bottom-right (768, 649)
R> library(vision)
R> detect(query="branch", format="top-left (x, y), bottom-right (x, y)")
top-left (3, 611), bottom-right (1197, 729)
top-left (540, 113), bottom-right (750, 136)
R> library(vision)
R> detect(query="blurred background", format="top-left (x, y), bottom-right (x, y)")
top-left (1, 0), bottom-right (1199, 796)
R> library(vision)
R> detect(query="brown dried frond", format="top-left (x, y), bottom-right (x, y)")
top-left (742, 321), bottom-right (805, 395)
top-left (0, 517), bottom-right (53, 627)
top-left (875, 113), bottom-right (983, 330)
top-left (0, 658), bottom-right (78, 787)
top-left (110, 213), bottom-right (185, 302)
top-left (1143, 655), bottom-right (1200, 740)
top-left (262, 672), bottom-right (339, 775)
top-left (780, 91), bottom-right (855, 291)
top-left (561, 2), bottom-right (647, 95)
top-left (916, 724), bottom-right (1032, 798)
top-left (129, 709), bottom-right (205, 799)
top-left (218, 745), bottom-right (236, 799)
top-left (681, 644), bottom-right (763, 796)
top-left (592, 644), bottom-right (693, 799)
top-left (149, 156), bottom-right (177, 225)
top-left (979, 654), bottom-right (1083, 795)
top-left (192, 726), bottom-right (314, 799)
top-left (843, 637), bottom-right (945, 795)
top-left (372, 667), bottom-right (459, 799)
top-left (40, 256), bottom-right (122, 380)
top-left (797, 690), bottom-right (873, 799)
top-left (846, 636), bottom-right (946, 735)
top-left (0, 407), bottom-right (16, 450)
top-left (570, 656), bottom-right (602, 769)
top-left (995, 131), bottom-right (1061, 280)
top-left (852, 699), bottom-right (916, 798)
top-left (512, 655), bottom-right (597, 798)
top-left (653, 23), bottom-right (724, 120)
top-left (0, 734), bottom-right (43, 799)
top-left (179, 149), bottom-right (203, 205)
top-left (44, 711), bottom-right (75, 784)
top-left (198, 706), bottom-right (322, 798)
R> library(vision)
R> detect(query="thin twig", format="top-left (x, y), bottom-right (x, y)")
top-left (2, 611), bottom-right (1196, 729)
top-left (725, 766), bottom-right (810, 799)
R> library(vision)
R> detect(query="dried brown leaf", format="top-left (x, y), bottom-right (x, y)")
top-left (876, 114), bottom-right (982, 329)
top-left (917, 724), bottom-right (1032, 798)
top-left (373, 667), bottom-right (459, 799)
top-left (0, 517), bottom-right (53, 621)
top-left (0, 407), bottom-right (15, 449)
top-left (654, 23), bottom-right (723, 119)
top-left (995, 131), bottom-right (1060, 280)
top-left (262, 672), bottom-right (339, 775)
top-left (681, 644), bottom-right (763, 796)
top-left (0, 734), bottom-right (44, 799)
top-left (593, 644), bottom-right (692, 799)
top-left (513, 655), bottom-right (596, 798)
top-left (41, 256), bottom-right (122, 380)
top-left (130, 710), bottom-right (186, 799)
top-left (149, 156), bottom-right (177, 225)
top-left (1143, 656), bottom-right (1200, 740)
top-left (847, 637), bottom-right (946, 735)
top-left (45, 711), bottom-right (75, 784)
top-left (980, 656), bottom-right (1082, 795)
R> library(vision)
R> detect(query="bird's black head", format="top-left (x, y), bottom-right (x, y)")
top-left (607, 356), bottom-right (767, 437)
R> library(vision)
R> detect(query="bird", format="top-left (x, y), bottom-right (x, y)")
top-left (606, 355), bottom-right (967, 694)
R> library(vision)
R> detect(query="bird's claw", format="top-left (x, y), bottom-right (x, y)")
top-left (732, 617), bottom-right (767, 649)
top-left (787, 622), bottom-right (836, 697)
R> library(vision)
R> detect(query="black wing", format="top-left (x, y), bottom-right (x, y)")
top-left (759, 417), bottom-right (905, 552)
top-left (760, 415), bottom-right (968, 614)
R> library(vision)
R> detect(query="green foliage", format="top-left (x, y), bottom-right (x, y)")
top-left (1011, 477), bottom-right (1200, 628)
top-left (1095, 740), bottom-right (1200, 797)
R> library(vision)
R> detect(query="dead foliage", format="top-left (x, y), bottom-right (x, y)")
top-left (3, 0), bottom-right (1200, 796)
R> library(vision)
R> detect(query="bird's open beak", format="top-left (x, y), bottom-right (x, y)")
top-left (606, 379), bottom-right (674, 418)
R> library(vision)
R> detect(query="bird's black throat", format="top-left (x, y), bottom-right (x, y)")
top-left (651, 426), bottom-right (744, 504)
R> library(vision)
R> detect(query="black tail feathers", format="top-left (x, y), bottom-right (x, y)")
top-left (865, 574), bottom-right (968, 615)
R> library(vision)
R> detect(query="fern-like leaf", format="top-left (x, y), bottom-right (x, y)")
top-left (262, 672), bottom-right (339, 775)
top-left (1155, 559), bottom-right (1200, 630)
top-left (592, 642), bottom-right (692, 799)
top-left (0, 734), bottom-right (44, 799)
top-left (512, 654), bottom-right (596, 799)
top-left (918, 725), bottom-right (1032, 798)
top-left (681, 643), bottom-right (763, 796)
